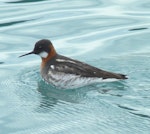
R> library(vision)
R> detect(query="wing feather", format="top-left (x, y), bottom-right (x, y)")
top-left (52, 55), bottom-right (127, 79)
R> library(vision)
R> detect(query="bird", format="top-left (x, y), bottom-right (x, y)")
top-left (19, 39), bottom-right (127, 89)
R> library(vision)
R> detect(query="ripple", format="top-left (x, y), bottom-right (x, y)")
top-left (128, 27), bottom-right (148, 31)
top-left (0, 62), bottom-right (4, 64)
top-left (6, 0), bottom-right (47, 3)
top-left (130, 112), bottom-right (150, 119)
top-left (0, 19), bottom-right (35, 27)
top-left (0, 0), bottom-right (150, 133)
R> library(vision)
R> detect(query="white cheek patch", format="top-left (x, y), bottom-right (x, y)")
top-left (39, 51), bottom-right (48, 58)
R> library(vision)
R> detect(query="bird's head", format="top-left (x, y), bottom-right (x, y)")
top-left (19, 39), bottom-right (56, 59)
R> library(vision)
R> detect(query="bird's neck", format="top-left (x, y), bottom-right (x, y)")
top-left (41, 45), bottom-right (56, 69)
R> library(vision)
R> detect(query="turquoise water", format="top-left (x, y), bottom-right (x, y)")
top-left (0, 0), bottom-right (150, 133)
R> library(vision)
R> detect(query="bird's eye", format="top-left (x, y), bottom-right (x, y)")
top-left (39, 46), bottom-right (42, 49)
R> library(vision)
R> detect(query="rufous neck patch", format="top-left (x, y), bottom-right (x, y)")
top-left (41, 45), bottom-right (56, 69)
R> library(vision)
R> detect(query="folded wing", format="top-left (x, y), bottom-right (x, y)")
top-left (53, 55), bottom-right (127, 80)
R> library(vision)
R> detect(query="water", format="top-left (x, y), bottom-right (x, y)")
top-left (0, 0), bottom-right (150, 133)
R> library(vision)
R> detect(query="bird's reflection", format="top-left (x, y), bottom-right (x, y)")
top-left (36, 79), bottom-right (128, 112)
top-left (36, 80), bottom-right (93, 111)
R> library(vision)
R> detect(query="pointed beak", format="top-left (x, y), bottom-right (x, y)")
top-left (19, 51), bottom-right (34, 58)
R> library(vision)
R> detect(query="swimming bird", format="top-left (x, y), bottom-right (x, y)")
top-left (19, 39), bottom-right (127, 89)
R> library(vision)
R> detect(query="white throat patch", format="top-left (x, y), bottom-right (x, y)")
top-left (39, 51), bottom-right (48, 58)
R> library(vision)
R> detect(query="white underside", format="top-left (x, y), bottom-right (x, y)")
top-left (44, 70), bottom-right (119, 89)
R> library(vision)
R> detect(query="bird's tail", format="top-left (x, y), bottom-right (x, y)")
top-left (118, 74), bottom-right (128, 79)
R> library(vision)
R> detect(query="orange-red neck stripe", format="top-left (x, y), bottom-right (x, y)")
top-left (41, 45), bottom-right (56, 69)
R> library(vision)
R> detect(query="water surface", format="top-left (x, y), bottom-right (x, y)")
top-left (0, 0), bottom-right (150, 134)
